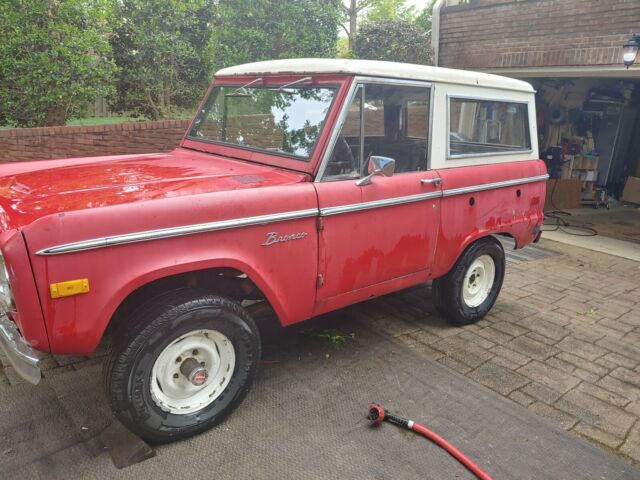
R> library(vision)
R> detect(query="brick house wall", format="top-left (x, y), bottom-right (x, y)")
top-left (438, 0), bottom-right (640, 70)
top-left (0, 119), bottom-right (190, 163)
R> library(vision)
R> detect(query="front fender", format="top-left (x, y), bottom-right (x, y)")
top-left (0, 230), bottom-right (49, 352)
top-left (24, 183), bottom-right (319, 355)
top-left (29, 217), bottom-right (318, 355)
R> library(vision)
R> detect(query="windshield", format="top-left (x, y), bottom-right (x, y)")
top-left (188, 83), bottom-right (337, 161)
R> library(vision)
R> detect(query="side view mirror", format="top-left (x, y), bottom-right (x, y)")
top-left (356, 156), bottom-right (396, 186)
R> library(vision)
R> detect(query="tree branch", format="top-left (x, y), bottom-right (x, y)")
top-left (356, 0), bottom-right (374, 13)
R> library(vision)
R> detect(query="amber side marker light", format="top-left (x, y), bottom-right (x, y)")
top-left (50, 278), bottom-right (90, 299)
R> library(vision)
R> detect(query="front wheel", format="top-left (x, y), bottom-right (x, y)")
top-left (432, 237), bottom-right (505, 325)
top-left (104, 290), bottom-right (261, 444)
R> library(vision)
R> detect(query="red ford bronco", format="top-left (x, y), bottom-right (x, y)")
top-left (0, 59), bottom-right (546, 443)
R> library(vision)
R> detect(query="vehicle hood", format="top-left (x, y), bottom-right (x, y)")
top-left (0, 148), bottom-right (308, 229)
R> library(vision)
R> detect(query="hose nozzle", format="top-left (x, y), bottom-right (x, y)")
top-left (367, 403), bottom-right (385, 424)
top-left (367, 403), bottom-right (411, 429)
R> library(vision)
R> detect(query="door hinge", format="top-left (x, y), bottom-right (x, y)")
top-left (316, 216), bottom-right (324, 231)
top-left (317, 274), bottom-right (324, 288)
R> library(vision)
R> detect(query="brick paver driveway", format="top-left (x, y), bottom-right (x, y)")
top-left (1, 237), bottom-right (638, 467)
top-left (353, 238), bottom-right (640, 465)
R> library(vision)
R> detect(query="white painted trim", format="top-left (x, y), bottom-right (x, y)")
top-left (432, 0), bottom-right (444, 66)
top-left (430, 83), bottom-right (538, 170)
top-left (215, 59), bottom-right (534, 93)
top-left (481, 65), bottom-right (640, 79)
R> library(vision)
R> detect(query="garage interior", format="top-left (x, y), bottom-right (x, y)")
top-left (528, 76), bottom-right (640, 246)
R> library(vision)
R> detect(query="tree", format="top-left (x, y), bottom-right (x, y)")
top-left (340, 0), bottom-right (374, 52)
top-left (363, 0), bottom-right (417, 24)
top-left (109, 0), bottom-right (216, 119)
top-left (415, 0), bottom-right (438, 33)
top-left (0, 0), bottom-right (116, 127)
top-left (214, 0), bottom-right (342, 70)
top-left (340, 0), bottom-right (419, 54)
top-left (354, 19), bottom-right (433, 65)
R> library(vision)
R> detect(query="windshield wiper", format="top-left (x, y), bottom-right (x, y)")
top-left (279, 77), bottom-right (312, 91)
top-left (227, 77), bottom-right (264, 97)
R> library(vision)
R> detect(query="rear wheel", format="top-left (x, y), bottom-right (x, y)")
top-left (104, 289), bottom-right (261, 444)
top-left (432, 237), bottom-right (505, 325)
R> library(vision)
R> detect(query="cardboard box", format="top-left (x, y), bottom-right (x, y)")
top-left (583, 155), bottom-right (599, 170)
top-left (622, 176), bottom-right (640, 205)
top-left (545, 179), bottom-right (581, 210)
top-left (585, 170), bottom-right (598, 182)
top-left (573, 155), bottom-right (583, 170)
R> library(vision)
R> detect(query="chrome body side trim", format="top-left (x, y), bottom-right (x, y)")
top-left (320, 173), bottom-right (548, 215)
top-left (36, 174), bottom-right (548, 256)
top-left (37, 208), bottom-right (319, 256)
top-left (0, 312), bottom-right (43, 384)
top-left (441, 174), bottom-right (549, 197)
top-left (447, 149), bottom-right (535, 160)
top-left (320, 191), bottom-right (442, 216)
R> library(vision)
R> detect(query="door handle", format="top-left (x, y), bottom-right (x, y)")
top-left (420, 178), bottom-right (442, 186)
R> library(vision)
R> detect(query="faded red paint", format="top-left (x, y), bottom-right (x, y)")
top-left (431, 161), bottom-right (546, 278)
top-left (0, 149), bottom-right (308, 229)
top-left (0, 73), bottom-right (546, 356)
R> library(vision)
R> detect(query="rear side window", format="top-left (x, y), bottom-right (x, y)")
top-left (448, 98), bottom-right (531, 157)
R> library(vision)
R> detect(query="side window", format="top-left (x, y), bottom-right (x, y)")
top-left (448, 98), bottom-right (531, 157)
top-left (363, 84), bottom-right (430, 174)
top-left (407, 100), bottom-right (429, 139)
top-left (323, 86), bottom-right (363, 179)
top-left (323, 83), bottom-right (430, 180)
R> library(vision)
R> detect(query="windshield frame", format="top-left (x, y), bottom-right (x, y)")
top-left (181, 75), bottom-right (351, 173)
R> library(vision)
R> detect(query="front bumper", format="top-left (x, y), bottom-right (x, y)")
top-left (0, 312), bottom-right (43, 384)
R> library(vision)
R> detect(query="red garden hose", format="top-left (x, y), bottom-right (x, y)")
top-left (367, 403), bottom-right (493, 480)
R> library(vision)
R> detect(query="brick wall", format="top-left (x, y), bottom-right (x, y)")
top-left (0, 119), bottom-right (191, 163)
top-left (438, 0), bottom-right (640, 70)
top-left (202, 114), bottom-right (284, 148)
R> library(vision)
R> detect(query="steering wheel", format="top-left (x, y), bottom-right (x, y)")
top-left (325, 135), bottom-right (358, 176)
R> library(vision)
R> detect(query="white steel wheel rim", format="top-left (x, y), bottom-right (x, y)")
top-left (150, 329), bottom-right (236, 415)
top-left (462, 255), bottom-right (496, 308)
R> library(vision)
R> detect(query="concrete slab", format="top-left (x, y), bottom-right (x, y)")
top-left (541, 230), bottom-right (640, 262)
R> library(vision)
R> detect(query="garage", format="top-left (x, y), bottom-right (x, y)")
top-left (433, 0), bottom-right (640, 252)
top-left (531, 75), bottom-right (640, 245)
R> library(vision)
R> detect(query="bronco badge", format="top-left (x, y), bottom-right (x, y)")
top-left (261, 231), bottom-right (308, 246)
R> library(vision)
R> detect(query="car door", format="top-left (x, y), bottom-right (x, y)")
top-left (313, 79), bottom-right (441, 308)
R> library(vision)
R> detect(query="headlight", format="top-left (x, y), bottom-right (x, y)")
top-left (0, 254), bottom-right (14, 311)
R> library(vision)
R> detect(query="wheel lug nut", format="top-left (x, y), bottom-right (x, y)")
top-left (173, 373), bottom-right (179, 379)
top-left (176, 356), bottom-right (182, 363)
top-left (192, 349), bottom-right (199, 355)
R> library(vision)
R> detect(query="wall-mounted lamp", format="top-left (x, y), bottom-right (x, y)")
top-left (623, 34), bottom-right (640, 68)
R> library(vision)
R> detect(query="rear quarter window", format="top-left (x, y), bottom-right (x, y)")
top-left (448, 97), bottom-right (531, 158)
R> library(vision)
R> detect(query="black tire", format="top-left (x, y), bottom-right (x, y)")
top-left (104, 289), bottom-right (261, 444)
top-left (432, 237), bottom-right (505, 326)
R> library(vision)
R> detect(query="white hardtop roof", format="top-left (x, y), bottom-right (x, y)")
top-left (215, 58), bottom-right (534, 93)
